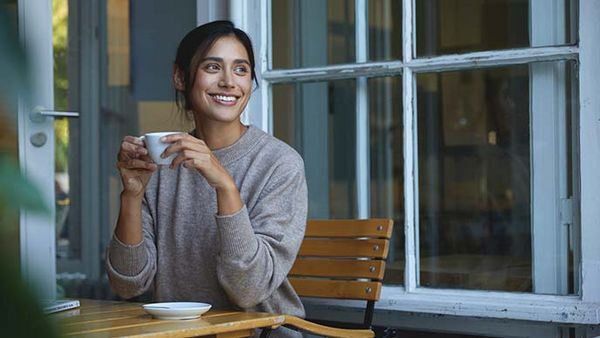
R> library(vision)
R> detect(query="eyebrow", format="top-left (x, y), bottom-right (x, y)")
top-left (202, 56), bottom-right (251, 66)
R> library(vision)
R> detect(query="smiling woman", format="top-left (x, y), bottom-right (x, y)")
top-left (106, 21), bottom-right (307, 338)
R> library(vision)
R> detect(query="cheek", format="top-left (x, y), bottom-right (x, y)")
top-left (239, 78), bottom-right (253, 95)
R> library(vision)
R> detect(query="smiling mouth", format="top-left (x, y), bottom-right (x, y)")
top-left (210, 94), bottom-right (239, 105)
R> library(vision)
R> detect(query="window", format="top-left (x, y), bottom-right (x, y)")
top-left (235, 0), bottom-right (600, 327)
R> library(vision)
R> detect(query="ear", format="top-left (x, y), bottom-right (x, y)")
top-left (173, 65), bottom-right (185, 91)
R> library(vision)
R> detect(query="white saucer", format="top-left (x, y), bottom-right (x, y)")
top-left (142, 302), bottom-right (212, 320)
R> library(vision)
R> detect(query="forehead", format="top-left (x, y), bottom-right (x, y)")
top-left (205, 35), bottom-right (250, 61)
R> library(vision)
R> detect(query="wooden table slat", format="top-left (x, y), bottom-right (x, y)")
top-left (51, 299), bottom-right (285, 338)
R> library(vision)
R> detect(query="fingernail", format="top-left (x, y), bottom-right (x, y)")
top-left (160, 136), bottom-right (166, 142)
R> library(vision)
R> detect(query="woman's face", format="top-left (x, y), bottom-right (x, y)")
top-left (188, 35), bottom-right (253, 124)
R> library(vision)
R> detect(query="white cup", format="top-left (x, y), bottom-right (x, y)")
top-left (140, 132), bottom-right (182, 165)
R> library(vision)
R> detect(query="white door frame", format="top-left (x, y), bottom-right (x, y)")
top-left (17, 0), bottom-right (56, 300)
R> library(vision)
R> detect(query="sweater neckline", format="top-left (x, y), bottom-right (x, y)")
top-left (211, 125), bottom-right (264, 165)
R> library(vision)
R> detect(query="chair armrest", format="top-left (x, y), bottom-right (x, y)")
top-left (282, 315), bottom-right (374, 338)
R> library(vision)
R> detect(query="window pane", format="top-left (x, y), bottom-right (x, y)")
top-left (271, 0), bottom-right (355, 69)
top-left (417, 61), bottom-right (577, 294)
top-left (416, 0), bottom-right (577, 57)
top-left (368, 76), bottom-right (404, 285)
top-left (53, 0), bottom-right (82, 262)
top-left (273, 80), bottom-right (357, 218)
top-left (368, 0), bottom-right (402, 61)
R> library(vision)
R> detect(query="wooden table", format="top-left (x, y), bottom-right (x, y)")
top-left (49, 299), bottom-right (285, 337)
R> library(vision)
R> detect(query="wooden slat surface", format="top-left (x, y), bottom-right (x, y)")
top-left (290, 258), bottom-right (386, 279)
top-left (298, 238), bottom-right (389, 258)
top-left (50, 299), bottom-right (285, 337)
top-left (289, 278), bottom-right (382, 301)
top-left (306, 219), bottom-right (393, 238)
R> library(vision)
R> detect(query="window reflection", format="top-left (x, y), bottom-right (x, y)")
top-left (368, 0), bottom-right (402, 61)
top-left (416, 0), bottom-right (577, 57)
top-left (417, 62), bottom-right (577, 294)
top-left (272, 0), bottom-right (355, 68)
top-left (273, 80), bottom-right (357, 219)
top-left (418, 65), bottom-right (532, 292)
top-left (368, 76), bottom-right (404, 284)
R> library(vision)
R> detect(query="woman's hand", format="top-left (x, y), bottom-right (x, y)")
top-left (160, 133), bottom-right (235, 191)
top-left (116, 136), bottom-right (157, 198)
top-left (161, 133), bottom-right (243, 215)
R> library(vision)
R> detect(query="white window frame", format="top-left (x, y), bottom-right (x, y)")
top-left (234, 0), bottom-right (600, 327)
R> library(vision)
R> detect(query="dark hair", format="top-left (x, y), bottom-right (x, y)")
top-left (174, 20), bottom-right (257, 115)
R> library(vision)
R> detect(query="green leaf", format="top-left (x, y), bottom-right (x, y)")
top-left (0, 156), bottom-right (49, 214)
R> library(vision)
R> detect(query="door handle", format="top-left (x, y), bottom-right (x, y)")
top-left (29, 106), bottom-right (80, 147)
top-left (30, 106), bottom-right (80, 122)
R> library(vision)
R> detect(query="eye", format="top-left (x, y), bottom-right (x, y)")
top-left (234, 65), bottom-right (249, 75)
top-left (204, 63), bottom-right (220, 72)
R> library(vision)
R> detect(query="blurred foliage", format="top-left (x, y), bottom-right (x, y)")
top-left (0, 157), bottom-right (50, 215)
top-left (0, 3), bottom-right (60, 338)
top-left (53, 0), bottom-right (68, 111)
top-left (55, 118), bottom-right (69, 172)
top-left (53, 0), bottom-right (70, 173)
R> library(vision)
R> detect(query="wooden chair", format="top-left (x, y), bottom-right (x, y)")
top-left (263, 218), bottom-right (394, 338)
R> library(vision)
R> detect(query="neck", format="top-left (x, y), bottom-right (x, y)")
top-left (192, 118), bottom-right (247, 150)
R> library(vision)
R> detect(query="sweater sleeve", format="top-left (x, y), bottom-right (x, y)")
top-left (215, 155), bottom-right (307, 309)
top-left (105, 196), bottom-right (157, 299)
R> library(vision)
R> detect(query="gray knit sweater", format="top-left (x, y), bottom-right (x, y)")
top-left (106, 125), bottom-right (306, 337)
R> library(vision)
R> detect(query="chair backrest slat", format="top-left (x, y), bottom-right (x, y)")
top-left (290, 259), bottom-right (386, 280)
top-left (298, 238), bottom-right (389, 258)
top-left (289, 278), bottom-right (382, 301)
top-left (306, 219), bottom-right (393, 238)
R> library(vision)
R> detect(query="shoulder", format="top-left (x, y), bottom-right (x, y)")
top-left (250, 126), bottom-right (305, 173)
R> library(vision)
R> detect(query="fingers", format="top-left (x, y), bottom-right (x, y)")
top-left (170, 151), bottom-right (210, 169)
top-left (162, 135), bottom-right (208, 158)
top-left (117, 158), bottom-right (157, 171)
top-left (123, 135), bottom-right (145, 146)
top-left (118, 136), bottom-right (148, 161)
top-left (159, 133), bottom-right (188, 144)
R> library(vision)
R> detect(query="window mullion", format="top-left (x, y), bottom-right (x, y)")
top-left (356, 0), bottom-right (369, 218)
top-left (579, 0), bottom-right (600, 303)
top-left (262, 0), bottom-right (272, 132)
top-left (530, 0), bottom-right (570, 295)
top-left (403, 0), bottom-right (418, 292)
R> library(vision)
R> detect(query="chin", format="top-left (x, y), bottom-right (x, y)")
top-left (206, 111), bottom-right (243, 123)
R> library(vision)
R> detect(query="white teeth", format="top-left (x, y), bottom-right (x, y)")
top-left (213, 95), bottom-right (236, 102)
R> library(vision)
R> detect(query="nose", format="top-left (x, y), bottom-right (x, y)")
top-left (219, 71), bottom-right (234, 88)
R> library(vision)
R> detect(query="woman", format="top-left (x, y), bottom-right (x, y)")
top-left (106, 21), bottom-right (306, 337)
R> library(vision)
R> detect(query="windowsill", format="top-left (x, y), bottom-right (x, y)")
top-left (301, 286), bottom-right (600, 325)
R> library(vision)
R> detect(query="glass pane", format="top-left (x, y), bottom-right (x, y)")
top-left (273, 80), bottom-right (357, 218)
top-left (416, 0), bottom-right (577, 57)
top-left (271, 0), bottom-right (355, 69)
top-left (417, 61), bottom-right (577, 294)
top-left (53, 0), bottom-right (82, 263)
top-left (368, 76), bottom-right (404, 285)
top-left (368, 0), bottom-right (402, 61)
